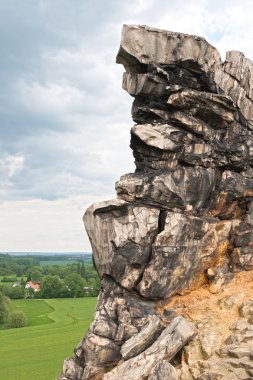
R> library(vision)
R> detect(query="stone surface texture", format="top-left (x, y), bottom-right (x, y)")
top-left (120, 314), bottom-right (164, 359)
top-left (59, 25), bottom-right (253, 380)
top-left (103, 316), bottom-right (196, 380)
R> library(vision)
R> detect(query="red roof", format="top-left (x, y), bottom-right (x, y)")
top-left (26, 281), bottom-right (41, 291)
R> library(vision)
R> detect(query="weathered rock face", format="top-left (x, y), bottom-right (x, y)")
top-left (59, 25), bottom-right (253, 380)
top-left (84, 200), bottom-right (159, 289)
top-left (116, 166), bottom-right (217, 211)
top-left (103, 316), bottom-right (196, 380)
top-left (137, 213), bottom-right (231, 299)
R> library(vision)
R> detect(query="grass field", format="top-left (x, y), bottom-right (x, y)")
top-left (0, 297), bottom-right (97, 380)
top-left (0, 275), bottom-right (22, 282)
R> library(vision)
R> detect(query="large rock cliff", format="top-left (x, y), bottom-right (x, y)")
top-left (59, 25), bottom-right (253, 380)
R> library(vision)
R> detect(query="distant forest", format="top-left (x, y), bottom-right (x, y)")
top-left (0, 253), bottom-right (100, 299)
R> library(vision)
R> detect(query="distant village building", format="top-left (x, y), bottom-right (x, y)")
top-left (12, 281), bottom-right (21, 287)
top-left (84, 286), bottom-right (93, 294)
top-left (25, 281), bottom-right (40, 292)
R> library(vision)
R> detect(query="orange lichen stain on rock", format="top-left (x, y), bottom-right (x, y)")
top-left (214, 221), bottom-right (228, 232)
top-left (159, 270), bottom-right (253, 343)
top-left (206, 192), bottom-right (228, 217)
top-left (213, 239), bottom-right (229, 267)
top-left (207, 192), bottom-right (244, 219)
top-left (188, 273), bottom-right (207, 291)
top-left (188, 239), bottom-right (230, 291)
top-left (244, 190), bottom-right (253, 197)
top-left (223, 201), bottom-right (245, 219)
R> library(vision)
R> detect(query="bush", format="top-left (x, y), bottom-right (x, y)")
top-left (6, 310), bottom-right (28, 328)
top-left (0, 291), bottom-right (10, 324)
top-left (0, 284), bottom-right (24, 299)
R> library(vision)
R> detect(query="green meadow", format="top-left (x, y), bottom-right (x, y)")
top-left (0, 297), bottom-right (97, 380)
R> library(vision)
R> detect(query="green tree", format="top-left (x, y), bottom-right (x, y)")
top-left (64, 273), bottom-right (85, 297)
top-left (11, 286), bottom-right (25, 299)
top-left (80, 262), bottom-right (86, 279)
top-left (26, 266), bottom-right (43, 283)
top-left (6, 310), bottom-right (28, 328)
top-left (0, 284), bottom-right (25, 299)
top-left (40, 275), bottom-right (64, 298)
top-left (0, 291), bottom-right (10, 324)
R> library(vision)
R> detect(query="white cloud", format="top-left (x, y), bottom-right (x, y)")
top-left (125, 0), bottom-right (155, 15)
top-left (0, 154), bottom-right (24, 177)
top-left (156, 0), bottom-right (210, 37)
top-left (154, 0), bottom-right (253, 60)
top-left (18, 79), bottom-right (88, 115)
top-left (0, 196), bottom-right (106, 252)
top-left (0, 154), bottom-right (25, 201)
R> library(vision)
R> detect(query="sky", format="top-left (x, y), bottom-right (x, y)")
top-left (1, 0), bottom-right (253, 252)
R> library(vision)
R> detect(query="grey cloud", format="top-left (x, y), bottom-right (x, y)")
top-left (2, 121), bottom-right (134, 201)
top-left (1, 0), bottom-right (253, 206)
top-left (2, 0), bottom-right (253, 251)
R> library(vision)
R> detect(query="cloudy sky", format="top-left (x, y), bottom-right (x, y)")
top-left (1, 0), bottom-right (253, 252)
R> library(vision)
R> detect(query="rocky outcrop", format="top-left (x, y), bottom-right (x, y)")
top-left (103, 316), bottom-right (196, 380)
top-left (59, 25), bottom-right (253, 380)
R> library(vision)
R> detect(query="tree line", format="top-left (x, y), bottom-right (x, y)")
top-left (0, 255), bottom-right (100, 299)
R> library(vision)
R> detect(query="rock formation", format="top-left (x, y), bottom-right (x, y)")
top-left (59, 25), bottom-right (253, 380)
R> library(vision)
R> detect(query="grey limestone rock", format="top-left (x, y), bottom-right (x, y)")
top-left (219, 343), bottom-right (253, 359)
top-left (116, 166), bottom-right (217, 212)
top-left (70, 276), bottom-right (159, 379)
top-left (83, 199), bottom-right (159, 290)
top-left (62, 358), bottom-right (83, 380)
top-left (80, 333), bottom-right (121, 379)
top-left (230, 221), bottom-right (253, 271)
top-left (120, 314), bottom-right (164, 360)
top-left (116, 24), bottom-right (222, 89)
top-left (167, 89), bottom-right (236, 129)
top-left (103, 316), bottom-right (196, 380)
top-left (147, 360), bottom-right (178, 380)
top-left (223, 51), bottom-right (253, 100)
top-left (220, 171), bottom-right (253, 199)
top-left (239, 300), bottom-right (253, 317)
top-left (218, 293), bottom-right (245, 310)
top-left (199, 328), bottom-right (221, 359)
top-left (219, 51), bottom-right (253, 129)
top-left (60, 24), bottom-right (253, 380)
top-left (123, 72), bottom-right (168, 97)
top-left (138, 212), bottom-right (231, 299)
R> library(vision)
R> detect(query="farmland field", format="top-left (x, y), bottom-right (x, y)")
top-left (0, 297), bottom-right (97, 380)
